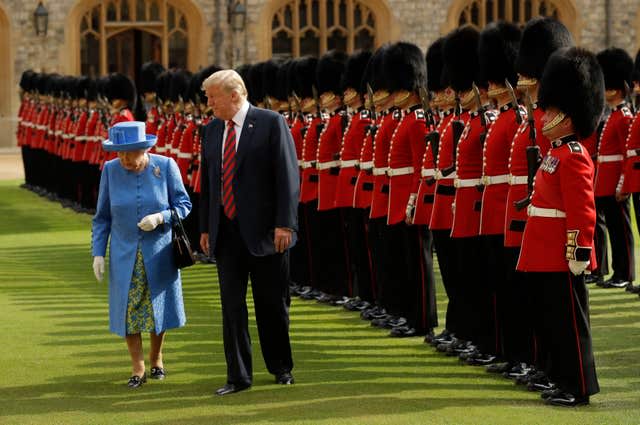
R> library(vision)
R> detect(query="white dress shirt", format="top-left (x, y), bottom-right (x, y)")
top-left (221, 100), bottom-right (250, 156)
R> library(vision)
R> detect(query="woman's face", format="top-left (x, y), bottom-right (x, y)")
top-left (118, 149), bottom-right (147, 171)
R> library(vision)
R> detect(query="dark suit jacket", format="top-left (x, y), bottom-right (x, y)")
top-left (200, 104), bottom-right (300, 256)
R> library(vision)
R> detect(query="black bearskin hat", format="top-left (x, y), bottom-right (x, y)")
top-left (443, 25), bottom-right (480, 92)
top-left (516, 17), bottom-right (574, 80)
top-left (384, 41), bottom-right (426, 93)
top-left (139, 62), bottom-right (165, 94)
top-left (19, 70), bottom-right (35, 91)
top-left (362, 44), bottom-right (390, 93)
top-left (106, 73), bottom-right (136, 106)
top-left (341, 50), bottom-right (372, 93)
top-left (190, 64), bottom-right (221, 103)
top-left (478, 21), bottom-right (521, 85)
top-left (248, 61), bottom-right (266, 104)
top-left (597, 47), bottom-right (633, 91)
top-left (539, 47), bottom-right (605, 139)
top-left (633, 49), bottom-right (640, 83)
top-left (155, 71), bottom-right (171, 103)
top-left (276, 60), bottom-right (293, 101)
top-left (263, 60), bottom-right (283, 99)
top-left (316, 50), bottom-right (348, 94)
top-left (426, 38), bottom-right (446, 92)
top-left (168, 69), bottom-right (192, 103)
top-left (235, 64), bottom-right (252, 96)
top-left (292, 56), bottom-right (318, 99)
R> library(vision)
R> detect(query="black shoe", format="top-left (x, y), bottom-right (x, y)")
top-left (546, 392), bottom-right (590, 407)
top-left (527, 372), bottom-right (555, 392)
top-left (585, 274), bottom-right (603, 285)
top-left (466, 353), bottom-right (497, 366)
top-left (127, 373), bottom-right (147, 388)
top-left (423, 329), bottom-right (435, 344)
top-left (503, 363), bottom-right (531, 379)
top-left (361, 306), bottom-right (382, 320)
top-left (215, 383), bottom-right (251, 396)
top-left (625, 283), bottom-right (640, 293)
top-left (541, 387), bottom-right (563, 400)
top-left (150, 367), bottom-right (165, 380)
top-left (486, 361), bottom-right (512, 374)
top-left (275, 372), bottom-right (294, 385)
top-left (431, 331), bottom-right (454, 346)
top-left (389, 325), bottom-right (417, 337)
top-left (329, 296), bottom-right (349, 306)
top-left (515, 368), bottom-right (538, 386)
top-left (602, 278), bottom-right (629, 289)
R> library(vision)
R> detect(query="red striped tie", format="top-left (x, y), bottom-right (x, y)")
top-left (222, 120), bottom-right (237, 219)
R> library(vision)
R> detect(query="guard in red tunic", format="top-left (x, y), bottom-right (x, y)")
top-left (470, 21), bottom-right (522, 365)
top-left (501, 17), bottom-right (573, 381)
top-left (517, 46), bottom-right (603, 407)
top-left (335, 51), bottom-right (376, 310)
top-left (139, 62), bottom-right (165, 136)
top-left (104, 73), bottom-right (136, 168)
top-left (593, 48), bottom-right (635, 288)
top-left (153, 71), bottom-right (172, 156)
top-left (384, 42), bottom-right (438, 338)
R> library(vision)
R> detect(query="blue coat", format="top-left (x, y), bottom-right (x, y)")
top-left (92, 154), bottom-right (192, 337)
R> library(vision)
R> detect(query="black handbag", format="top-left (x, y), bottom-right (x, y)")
top-left (171, 209), bottom-right (196, 268)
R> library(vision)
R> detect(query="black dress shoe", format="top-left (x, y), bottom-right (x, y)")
top-left (389, 325), bottom-right (417, 337)
top-left (541, 387), bottom-right (563, 400)
top-left (466, 353), bottom-right (497, 366)
top-left (486, 361), bottom-right (512, 374)
top-left (602, 278), bottom-right (629, 289)
top-left (215, 383), bottom-right (250, 396)
top-left (127, 373), bottom-right (147, 388)
top-left (423, 329), bottom-right (435, 344)
top-left (585, 274), bottom-right (603, 285)
top-left (150, 367), bottom-right (165, 380)
top-left (626, 283), bottom-right (640, 293)
top-left (546, 392), bottom-right (590, 407)
top-left (275, 372), bottom-right (294, 385)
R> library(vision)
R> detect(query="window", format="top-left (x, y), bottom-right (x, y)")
top-left (271, 0), bottom-right (377, 59)
top-left (456, 0), bottom-right (562, 28)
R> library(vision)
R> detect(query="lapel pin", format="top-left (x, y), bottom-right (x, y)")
top-left (153, 165), bottom-right (161, 178)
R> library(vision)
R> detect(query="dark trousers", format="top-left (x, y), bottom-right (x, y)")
top-left (433, 230), bottom-right (460, 334)
top-left (414, 225), bottom-right (438, 332)
top-left (368, 217), bottom-right (391, 307)
top-left (503, 247), bottom-right (535, 365)
top-left (592, 201), bottom-right (609, 277)
top-left (215, 212), bottom-right (293, 386)
top-left (309, 204), bottom-right (350, 296)
top-left (527, 271), bottom-right (599, 397)
top-left (454, 236), bottom-right (486, 344)
top-left (343, 207), bottom-right (375, 302)
top-left (290, 202), bottom-right (312, 287)
top-left (595, 196), bottom-right (635, 282)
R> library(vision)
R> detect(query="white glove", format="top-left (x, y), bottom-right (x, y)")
top-left (568, 260), bottom-right (589, 276)
top-left (93, 256), bottom-right (105, 282)
top-left (137, 212), bottom-right (164, 231)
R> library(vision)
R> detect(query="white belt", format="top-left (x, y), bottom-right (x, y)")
top-left (317, 160), bottom-right (340, 170)
top-left (421, 169), bottom-right (436, 178)
top-left (372, 167), bottom-right (387, 176)
top-left (435, 170), bottom-right (457, 180)
top-left (156, 146), bottom-right (168, 153)
top-left (54, 130), bottom-right (62, 136)
top-left (454, 178), bottom-right (482, 188)
top-left (597, 154), bottom-right (623, 163)
top-left (482, 174), bottom-right (510, 185)
top-left (301, 161), bottom-right (315, 169)
top-left (509, 174), bottom-right (528, 185)
top-left (76, 136), bottom-right (87, 141)
top-left (626, 149), bottom-right (640, 158)
top-left (359, 161), bottom-right (373, 170)
top-left (177, 152), bottom-right (191, 159)
top-left (527, 205), bottom-right (566, 218)
top-left (298, 160), bottom-right (303, 167)
top-left (340, 159), bottom-right (358, 168)
top-left (387, 166), bottom-right (414, 177)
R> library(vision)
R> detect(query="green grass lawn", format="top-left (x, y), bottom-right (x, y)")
top-left (0, 179), bottom-right (638, 425)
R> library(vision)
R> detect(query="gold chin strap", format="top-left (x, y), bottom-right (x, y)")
top-left (301, 98), bottom-right (315, 113)
top-left (343, 89), bottom-right (358, 105)
top-left (373, 90), bottom-right (390, 106)
top-left (393, 90), bottom-right (411, 107)
top-left (517, 77), bottom-right (537, 90)
top-left (488, 86), bottom-right (508, 98)
top-left (459, 90), bottom-right (474, 109)
top-left (541, 111), bottom-right (566, 133)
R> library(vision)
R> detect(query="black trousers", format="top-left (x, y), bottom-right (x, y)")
top-left (503, 247), bottom-right (536, 365)
top-left (289, 202), bottom-right (312, 287)
top-left (595, 196), bottom-right (635, 282)
top-left (527, 271), bottom-right (599, 397)
top-left (592, 201), bottom-right (609, 277)
top-left (215, 212), bottom-right (293, 386)
top-left (343, 207), bottom-right (375, 302)
top-left (432, 230), bottom-right (460, 334)
top-left (453, 236), bottom-right (486, 344)
top-left (368, 217), bottom-right (391, 307)
top-left (309, 204), bottom-right (350, 296)
top-left (414, 225), bottom-right (438, 332)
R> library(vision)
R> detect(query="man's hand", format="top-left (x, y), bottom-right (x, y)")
top-left (615, 190), bottom-right (630, 202)
top-left (138, 212), bottom-right (164, 231)
top-left (200, 233), bottom-right (210, 256)
top-left (274, 227), bottom-right (293, 253)
top-left (93, 256), bottom-right (105, 282)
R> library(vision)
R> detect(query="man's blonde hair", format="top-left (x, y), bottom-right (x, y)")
top-left (201, 69), bottom-right (248, 100)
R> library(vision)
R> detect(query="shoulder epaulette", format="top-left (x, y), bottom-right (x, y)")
top-left (415, 109), bottom-right (425, 120)
top-left (360, 109), bottom-right (370, 119)
top-left (392, 109), bottom-right (402, 120)
top-left (621, 106), bottom-right (633, 118)
top-left (567, 141), bottom-right (583, 154)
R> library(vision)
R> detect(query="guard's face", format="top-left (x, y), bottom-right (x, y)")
top-left (205, 84), bottom-right (237, 121)
top-left (541, 106), bottom-right (571, 140)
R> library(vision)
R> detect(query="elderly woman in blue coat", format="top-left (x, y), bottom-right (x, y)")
top-left (92, 121), bottom-right (191, 388)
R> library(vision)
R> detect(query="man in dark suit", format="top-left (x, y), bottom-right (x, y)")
top-left (199, 69), bottom-right (300, 396)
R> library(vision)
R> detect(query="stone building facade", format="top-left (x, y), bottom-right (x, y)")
top-left (1, 0), bottom-right (640, 147)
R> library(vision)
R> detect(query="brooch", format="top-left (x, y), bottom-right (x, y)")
top-left (153, 165), bottom-right (161, 178)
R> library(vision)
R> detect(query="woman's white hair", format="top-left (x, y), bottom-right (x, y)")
top-left (201, 69), bottom-right (248, 100)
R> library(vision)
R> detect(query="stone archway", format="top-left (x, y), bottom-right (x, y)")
top-left (0, 0), bottom-right (16, 148)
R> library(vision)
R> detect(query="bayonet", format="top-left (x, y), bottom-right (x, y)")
top-left (505, 78), bottom-right (523, 124)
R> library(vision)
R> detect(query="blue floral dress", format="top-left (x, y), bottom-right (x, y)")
top-left (126, 245), bottom-right (155, 334)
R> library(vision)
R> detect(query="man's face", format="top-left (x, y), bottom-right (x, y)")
top-left (205, 84), bottom-right (237, 120)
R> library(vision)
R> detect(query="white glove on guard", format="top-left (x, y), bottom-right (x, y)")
top-left (568, 260), bottom-right (589, 276)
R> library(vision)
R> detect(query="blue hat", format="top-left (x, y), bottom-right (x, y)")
top-left (102, 121), bottom-right (157, 152)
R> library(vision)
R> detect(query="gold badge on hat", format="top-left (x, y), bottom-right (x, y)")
top-left (153, 165), bottom-right (161, 178)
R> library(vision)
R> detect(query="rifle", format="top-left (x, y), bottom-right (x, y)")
top-left (441, 94), bottom-right (465, 177)
top-left (472, 83), bottom-right (488, 146)
top-left (419, 86), bottom-right (440, 181)
top-left (312, 85), bottom-right (325, 135)
top-left (366, 83), bottom-right (379, 139)
top-left (514, 90), bottom-right (541, 211)
top-left (505, 79), bottom-right (523, 125)
top-left (624, 81), bottom-right (635, 114)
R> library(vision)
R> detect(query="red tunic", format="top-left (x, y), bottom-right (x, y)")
top-left (387, 107), bottom-right (427, 225)
top-left (517, 137), bottom-right (596, 272)
top-left (414, 111), bottom-right (453, 225)
top-left (594, 105), bottom-right (632, 197)
top-left (335, 109), bottom-right (370, 208)
top-left (480, 106), bottom-right (522, 235)
top-left (300, 115), bottom-right (325, 204)
top-left (155, 114), bottom-right (169, 156)
top-left (353, 115), bottom-right (380, 209)
top-left (451, 109), bottom-right (496, 237)
top-left (430, 111), bottom-right (470, 230)
top-left (317, 112), bottom-right (345, 211)
top-left (176, 116), bottom-right (196, 184)
top-left (70, 109), bottom-right (89, 162)
top-left (370, 109), bottom-right (402, 219)
top-left (621, 112), bottom-right (640, 193)
top-left (146, 105), bottom-right (160, 135)
top-left (169, 112), bottom-right (185, 161)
